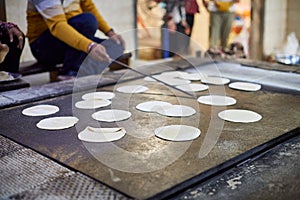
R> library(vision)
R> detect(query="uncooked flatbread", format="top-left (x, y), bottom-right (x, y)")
top-left (156, 105), bottom-right (196, 117)
top-left (153, 74), bottom-right (191, 86)
top-left (75, 99), bottom-right (111, 109)
top-left (92, 109), bottom-right (132, 122)
top-left (160, 71), bottom-right (189, 78)
top-left (178, 73), bottom-right (207, 81)
top-left (201, 77), bottom-right (230, 85)
top-left (78, 126), bottom-right (126, 142)
top-left (116, 85), bottom-right (148, 93)
top-left (155, 125), bottom-right (201, 141)
top-left (37, 116), bottom-right (79, 130)
top-left (176, 83), bottom-right (209, 92)
top-left (136, 101), bottom-right (172, 112)
top-left (218, 109), bottom-right (262, 123)
top-left (22, 105), bottom-right (59, 116)
top-left (197, 95), bottom-right (236, 106)
top-left (82, 92), bottom-right (115, 100)
top-left (229, 82), bottom-right (261, 92)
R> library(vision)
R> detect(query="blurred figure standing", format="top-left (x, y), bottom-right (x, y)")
top-left (203, 0), bottom-right (239, 54)
top-left (184, 0), bottom-right (200, 54)
top-left (161, 0), bottom-right (190, 57)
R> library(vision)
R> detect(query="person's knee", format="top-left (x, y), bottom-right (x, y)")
top-left (68, 13), bottom-right (98, 36)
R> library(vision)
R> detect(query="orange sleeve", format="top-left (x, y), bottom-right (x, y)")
top-left (80, 0), bottom-right (112, 34)
top-left (45, 14), bottom-right (92, 53)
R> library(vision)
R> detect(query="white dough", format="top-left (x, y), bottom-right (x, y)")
top-left (178, 73), bottom-right (207, 81)
top-left (136, 101), bottom-right (172, 112)
top-left (156, 105), bottom-right (196, 117)
top-left (78, 126), bottom-right (126, 142)
top-left (82, 92), bottom-right (115, 100)
top-left (218, 109), bottom-right (262, 123)
top-left (155, 125), bottom-right (201, 141)
top-left (229, 82), bottom-right (261, 92)
top-left (92, 109), bottom-right (132, 122)
top-left (36, 116), bottom-right (79, 130)
top-left (201, 77), bottom-right (230, 85)
top-left (176, 83), bottom-right (209, 92)
top-left (116, 85), bottom-right (148, 93)
top-left (160, 71), bottom-right (189, 78)
top-left (153, 74), bottom-right (191, 86)
top-left (75, 99), bottom-right (111, 109)
top-left (197, 95), bottom-right (237, 106)
top-left (22, 105), bottom-right (59, 116)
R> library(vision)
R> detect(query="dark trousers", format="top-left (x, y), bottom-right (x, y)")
top-left (161, 23), bottom-right (190, 58)
top-left (186, 14), bottom-right (195, 37)
top-left (30, 12), bottom-right (105, 76)
top-left (0, 34), bottom-right (25, 73)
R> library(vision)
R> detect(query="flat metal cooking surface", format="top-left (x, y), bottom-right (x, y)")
top-left (0, 68), bottom-right (299, 199)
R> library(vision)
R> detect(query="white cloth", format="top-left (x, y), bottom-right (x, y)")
top-left (172, 4), bottom-right (186, 24)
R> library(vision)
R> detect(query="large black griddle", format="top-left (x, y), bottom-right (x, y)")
top-left (0, 60), bottom-right (299, 199)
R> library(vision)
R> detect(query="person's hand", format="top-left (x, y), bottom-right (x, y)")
top-left (168, 19), bottom-right (177, 33)
top-left (89, 43), bottom-right (111, 62)
top-left (0, 42), bottom-right (9, 63)
top-left (106, 30), bottom-right (126, 50)
top-left (7, 26), bottom-right (24, 49)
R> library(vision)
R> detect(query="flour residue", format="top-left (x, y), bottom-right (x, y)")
top-left (227, 176), bottom-right (242, 190)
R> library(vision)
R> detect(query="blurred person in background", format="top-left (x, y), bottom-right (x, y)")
top-left (203, 0), bottom-right (239, 55)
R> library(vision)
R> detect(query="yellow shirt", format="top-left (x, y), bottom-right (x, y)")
top-left (26, 0), bottom-right (112, 53)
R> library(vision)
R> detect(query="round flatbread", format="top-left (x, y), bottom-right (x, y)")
top-left (36, 116), bottom-right (79, 130)
top-left (82, 92), bottom-right (115, 100)
top-left (153, 75), bottom-right (191, 86)
top-left (229, 82), bottom-right (261, 92)
top-left (136, 101), bottom-right (172, 112)
top-left (75, 99), bottom-right (111, 109)
top-left (176, 83), bottom-right (209, 92)
top-left (92, 109), bottom-right (132, 122)
top-left (155, 125), bottom-right (201, 141)
top-left (178, 73), bottom-right (206, 81)
top-left (116, 85), bottom-right (148, 93)
top-left (22, 105), bottom-right (59, 116)
top-left (197, 95), bottom-right (237, 106)
top-left (78, 126), bottom-right (126, 142)
top-left (201, 77), bottom-right (230, 85)
top-left (218, 109), bottom-right (262, 123)
top-left (156, 105), bottom-right (196, 117)
top-left (160, 71), bottom-right (189, 78)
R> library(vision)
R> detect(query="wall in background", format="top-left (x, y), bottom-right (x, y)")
top-left (263, 0), bottom-right (287, 56)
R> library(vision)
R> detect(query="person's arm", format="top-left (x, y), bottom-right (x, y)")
top-left (80, 0), bottom-right (125, 50)
top-left (80, 0), bottom-right (111, 34)
top-left (31, 0), bottom-right (92, 53)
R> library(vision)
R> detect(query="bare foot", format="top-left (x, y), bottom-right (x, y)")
top-left (0, 43), bottom-right (9, 64)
